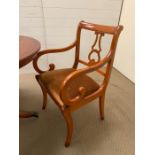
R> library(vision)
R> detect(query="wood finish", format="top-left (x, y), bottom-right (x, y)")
top-left (19, 36), bottom-right (41, 68)
top-left (19, 111), bottom-right (38, 118)
top-left (19, 36), bottom-right (41, 118)
top-left (33, 21), bottom-right (123, 146)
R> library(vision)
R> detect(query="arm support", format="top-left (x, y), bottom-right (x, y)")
top-left (33, 41), bottom-right (76, 73)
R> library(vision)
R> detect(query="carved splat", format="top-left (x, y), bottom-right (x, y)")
top-left (88, 32), bottom-right (104, 66)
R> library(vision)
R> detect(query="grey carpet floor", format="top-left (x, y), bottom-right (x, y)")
top-left (19, 68), bottom-right (135, 155)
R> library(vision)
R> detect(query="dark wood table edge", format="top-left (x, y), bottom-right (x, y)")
top-left (19, 36), bottom-right (40, 119)
top-left (19, 51), bottom-right (38, 68)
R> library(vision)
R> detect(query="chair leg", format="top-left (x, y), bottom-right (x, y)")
top-left (35, 75), bottom-right (48, 110)
top-left (62, 109), bottom-right (73, 147)
top-left (99, 93), bottom-right (105, 120)
top-left (41, 86), bottom-right (48, 110)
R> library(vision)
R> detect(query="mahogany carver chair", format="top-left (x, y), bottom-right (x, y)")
top-left (33, 21), bottom-right (123, 147)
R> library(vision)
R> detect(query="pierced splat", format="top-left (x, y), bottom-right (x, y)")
top-left (88, 32), bottom-right (104, 66)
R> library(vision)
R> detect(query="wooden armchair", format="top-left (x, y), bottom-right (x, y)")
top-left (33, 21), bottom-right (123, 147)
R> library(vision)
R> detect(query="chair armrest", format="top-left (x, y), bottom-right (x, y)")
top-left (60, 51), bottom-right (112, 106)
top-left (33, 41), bottom-right (76, 73)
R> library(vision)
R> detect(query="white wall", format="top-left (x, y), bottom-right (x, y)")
top-left (20, 0), bottom-right (123, 73)
top-left (114, 0), bottom-right (135, 82)
top-left (19, 0), bottom-right (48, 73)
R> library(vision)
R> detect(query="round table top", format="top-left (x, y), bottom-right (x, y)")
top-left (19, 35), bottom-right (41, 68)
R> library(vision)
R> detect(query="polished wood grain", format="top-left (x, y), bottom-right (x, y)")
top-left (33, 21), bottom-right (123, 146)
top-left (19, 36), bottom-right (40, 68)
top-left (19, 36), bottom-right (41, 118)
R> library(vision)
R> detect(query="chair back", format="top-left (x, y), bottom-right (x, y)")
top-left (73, 21), bottom-right (123, 88)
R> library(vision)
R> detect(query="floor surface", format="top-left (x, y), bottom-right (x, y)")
top-left (19, 68), bottom-right (135, 155)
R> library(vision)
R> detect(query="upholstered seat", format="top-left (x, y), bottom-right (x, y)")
top-left (38, 68), bottom-right (99, 106)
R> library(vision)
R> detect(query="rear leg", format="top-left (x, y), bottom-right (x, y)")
top-left (35, 75), bottom-right (48, 110)
top-left (99, 92), bottom-right (105, 120)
